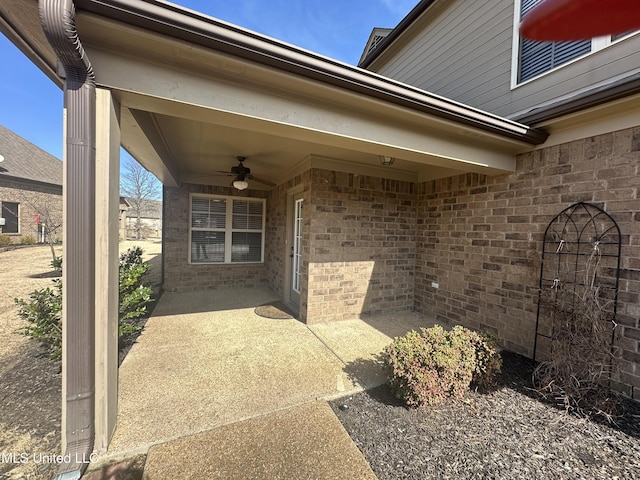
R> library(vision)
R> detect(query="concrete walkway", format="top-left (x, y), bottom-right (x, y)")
top-left (88, 287), bottom-right (436, 479)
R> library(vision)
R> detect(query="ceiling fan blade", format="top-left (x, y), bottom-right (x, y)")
top-left (248, 174), bottom-right (276, 187)
top-left (189, 173), bottom-right (234, 180)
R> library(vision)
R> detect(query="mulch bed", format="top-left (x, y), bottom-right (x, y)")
top-left (330, 352), bottom-right (640, 480)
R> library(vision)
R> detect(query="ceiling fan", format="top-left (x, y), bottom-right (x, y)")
top-left (213, 156), bottom-right (276, 190)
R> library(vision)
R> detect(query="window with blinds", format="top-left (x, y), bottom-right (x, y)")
top-left (518, 0), bottom-right (591, 83)
top-left (190, 194), bottom-right (265, 264)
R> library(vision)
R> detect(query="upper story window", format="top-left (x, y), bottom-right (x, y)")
top-left (189, 194), bottom-right (265, 264)
top-left (514, 0), bottom-right (637, 85)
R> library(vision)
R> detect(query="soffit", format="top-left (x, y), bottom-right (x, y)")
top-left (75, 12), bottom-right (536, 189)
top-left (76, 12), bottom-right (537, 145)
top-left (2, 1), bottom-right (540, 190)
top-left (0, 0), bottom-right (60, 85)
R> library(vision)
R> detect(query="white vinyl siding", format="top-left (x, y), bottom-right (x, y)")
top-left (367, 0), bottom-right (640, 117)
top-left (190, 194), bottom-right (265, 264)
top-left (373, 0), bottom-right (515, 114)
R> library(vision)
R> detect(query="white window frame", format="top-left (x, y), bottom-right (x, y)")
top-left (188, 193), bottom-right (265, 265)
top-left (511, 0), bottom-right (639, 88)
top-left (292, 197), bottom-right (303, 294)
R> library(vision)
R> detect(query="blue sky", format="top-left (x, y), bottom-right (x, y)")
top-left (0, 0), bottom-right (416, 160)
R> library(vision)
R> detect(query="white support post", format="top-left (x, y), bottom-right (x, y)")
top-left (94, 88), bottom-right (121, 453)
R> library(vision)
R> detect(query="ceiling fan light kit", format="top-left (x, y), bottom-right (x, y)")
top-left (232, 177), bottom-right (249, 190)
top-left (210, 156), bottom-right (276, 190)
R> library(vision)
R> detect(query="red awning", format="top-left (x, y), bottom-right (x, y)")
top-left (520, 0), bottom-right (640, 41)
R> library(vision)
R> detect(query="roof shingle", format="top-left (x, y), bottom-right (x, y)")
top-left (0, 124), bottom-right (62, 186)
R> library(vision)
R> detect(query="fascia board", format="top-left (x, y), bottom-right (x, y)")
top-left (74, 0), bottom-right (548, 145)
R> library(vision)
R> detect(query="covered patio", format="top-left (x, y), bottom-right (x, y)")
top-left (105, 286), bottom-right (437, 458)
top-left (1, 1), bottom-right (548, 476)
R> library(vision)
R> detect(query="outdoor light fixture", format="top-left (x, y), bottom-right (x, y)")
top-left (232, 176), bottom-right (249, 190)
top-left (0, 154), bottom-right (4, 162)
top-left (379, 155), bottom-right (395, 166)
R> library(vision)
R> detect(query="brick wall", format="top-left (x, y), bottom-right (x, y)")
top-left (159, 128), bottom-right (639, 399)
top-left (0, 179), bottom-right (62, 243)
top-left (163, 183), bottom-right (269, 292)
top-left (415, 127), bottom-right (640, 400)
top-left (306, 169), bottom-right (416, 323)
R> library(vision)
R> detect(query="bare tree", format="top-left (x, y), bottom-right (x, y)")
top-left (120, 156), bottom-right (161, 240)
top-left (35, 203), bottom-right (62, 267)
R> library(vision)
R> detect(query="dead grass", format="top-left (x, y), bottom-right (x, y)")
top-left (0, 240), bottom-right (161, 480)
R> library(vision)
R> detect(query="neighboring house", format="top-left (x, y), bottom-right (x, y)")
top-left (3, 0), bottom-right (639, 459)
top-left (124, 197), bottom-right (162, 238)
top-left (119, 196), bottom-right (130, 239)
top-left (0, 124), bottom-right (63, 244)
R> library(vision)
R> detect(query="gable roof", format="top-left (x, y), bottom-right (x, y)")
top-left (358, 27), bottom-right (393, 66)
top-left (358, 0), bottom-right (436, 68)
top-left (0, 124), bottom-right (63, 187)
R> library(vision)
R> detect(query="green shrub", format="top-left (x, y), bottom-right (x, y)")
top-left (15, 280), bottom-right (63, 359)
top-left (20, 235), bottom-right (36, 245)
top-left (0, 234), bottom-right (12, 247)
top-left (118, 246), bottom-right (153, 334)
top-left (15, 247), bottom-right (153, 359)
top-left (384, 325), bottom-right (501, 407)
top-left (51, 256), bottom-right (62, 272)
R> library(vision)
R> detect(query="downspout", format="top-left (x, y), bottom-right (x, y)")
top-left (40, 1), bottom-right (96, 479)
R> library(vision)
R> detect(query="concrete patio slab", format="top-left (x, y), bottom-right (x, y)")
top-left (100, 286), bottom-right (438, 475)
top-left (108, 289), bottom-right (354, 455)
top-left (308, 313), bottom-right (441, 389)
top-left (141, 402), bottom-right (377, 480)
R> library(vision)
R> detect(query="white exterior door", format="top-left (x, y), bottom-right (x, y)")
top-left (289, 193), bottom-right (303, 309)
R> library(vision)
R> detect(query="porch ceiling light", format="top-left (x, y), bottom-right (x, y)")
top-left (379, 155), bottom-right (395, 166)
top-left (233, 175), bottom-right (249, 190)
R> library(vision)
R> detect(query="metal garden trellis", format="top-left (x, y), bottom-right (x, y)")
top-left (534, 202), bottom-right (622, 372)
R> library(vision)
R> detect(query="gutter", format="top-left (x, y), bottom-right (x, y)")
top-left (40, 1), bottom-right (96, 479)
top-left (513, 73), bottom-right (640, 125)
top-left (75, 0), bottom-right (548, 145)
top-left (0, 173), bottom-right (63, 192)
